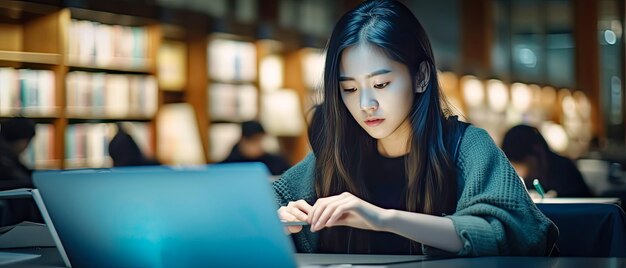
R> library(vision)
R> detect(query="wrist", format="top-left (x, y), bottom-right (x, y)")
top-left (376, 208), bottom-right (396, 232)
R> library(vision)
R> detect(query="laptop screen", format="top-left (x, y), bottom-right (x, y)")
top-left (33, 163), bottom-right (296, 267)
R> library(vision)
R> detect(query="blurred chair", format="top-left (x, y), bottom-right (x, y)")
top-left (576, 159), bottom-right (611, 196)
top-left (537, 203), bottom-right (626, 257)
top-left (577, 159), bottom-right (626, 208)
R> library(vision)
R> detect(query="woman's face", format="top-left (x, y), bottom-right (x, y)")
top-left (339, 43), bottom-right (414, 142)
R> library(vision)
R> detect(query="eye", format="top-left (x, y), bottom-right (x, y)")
top-left (373, 82), bottom-right (390, 89)
top-left (342, 87), bottom-right (357, 93)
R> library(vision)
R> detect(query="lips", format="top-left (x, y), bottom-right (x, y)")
top-left (365, 118), bottom-right (385, 127)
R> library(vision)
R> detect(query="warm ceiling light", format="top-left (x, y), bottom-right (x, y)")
top-left (461, 75), bottom-right (484, 108)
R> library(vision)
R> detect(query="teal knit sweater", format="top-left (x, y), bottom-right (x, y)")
top-left (272, 126), bottom-right (558, 256)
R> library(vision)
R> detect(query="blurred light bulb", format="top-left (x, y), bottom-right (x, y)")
top-left (461, 76), bottom-right (484, 108)
top-left (486, 79), bottom-right (508, 112)
top-left (511, 83), bottom-right (532, 112)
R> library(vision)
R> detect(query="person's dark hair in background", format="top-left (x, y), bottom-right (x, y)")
top-left (221, 120), bottom-right (291, 176)
top-left (0, 117), bottom-right (36, 185)
top-left (108, 124), bottom-right (160, 167)
top-left (242, 120), bottom-right (265, 139)
top-left (501, 124), bottom-right (593, 197)
top-left (0, 117), bottom-right (42, 225)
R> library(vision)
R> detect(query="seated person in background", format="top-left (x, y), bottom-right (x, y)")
top-left (502, 124), bottom-right (593, 197)
top-left (221, 120), bottom-right (291, 176)
top-left (0, 117), bottom-right (42, 225)
top-left (0, 117), bottom-right (35, 185)
top-left (108, 124), bottom-right (160, 167)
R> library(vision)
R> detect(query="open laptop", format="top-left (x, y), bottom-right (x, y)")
top-left (32, 163), bottom-right (297, 267)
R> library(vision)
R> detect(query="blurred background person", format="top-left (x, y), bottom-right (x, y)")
top-left (0, 117), bottom-right (36, 185)
top-left (221, 120), bottom-right (290, 176)
top-left (502, 124), bottom-right (593, 197)
top-left (109, 124), bottom-right (160, 167)
top-left (0, 117), bottom-right (42, 225)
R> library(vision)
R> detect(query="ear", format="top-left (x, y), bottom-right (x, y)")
top-left (415, 61), bottom-right (431, 93)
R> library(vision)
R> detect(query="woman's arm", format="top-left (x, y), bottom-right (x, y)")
top-left (380, 209), bottom-right (463, 253)
top-left (308, 192), bottom-right (463, 253)
top-left (444, 126), bottom-right (558, 256)
top-left (272, 153), bottom-right (320, 253)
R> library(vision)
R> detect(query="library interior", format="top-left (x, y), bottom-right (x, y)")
top-left (0, 0), bottom-right (626, 267)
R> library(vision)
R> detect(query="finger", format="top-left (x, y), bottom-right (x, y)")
top-left (289, 200), bottom-right (312, 220)
top-left (288, 206), bottom-right (309, 221)
top-left (326, 202), bottom-right (351, 227)
top-left (278, 208), bottom-right (298, 222)
top-left (287, 225), bottom-right (303, 234)
top-left (313, 202), bottom-right (340, 232)
top-left (310, 195), bottom-right (348, 230)
top-left (308, 196), bottom-right (333, 225)
top-left (293, 200), bottom-right (313, 214)
top-left (307, 199), bottom-right (325, 227)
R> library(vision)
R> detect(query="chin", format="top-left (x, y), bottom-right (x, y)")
top-left (363, 129), bottom-right (389, 140)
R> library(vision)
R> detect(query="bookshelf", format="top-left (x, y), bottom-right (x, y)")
top-left (0, 51), bottom-right (61, 65)
top-left (0, 3), bottom-right (162, 169)
top-left (206, 35), bottom-right (259, 162)
top-left (156, 22), bottom-right (207, 165)
top-left (61, 8), bottom-right (160, 169)
top-left (1, 1), bottom-right (327, 169)
top-left (0, 4), bottom-right (66, 170)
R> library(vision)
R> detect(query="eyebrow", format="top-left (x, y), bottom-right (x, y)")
top-left (339, 69), bottom-right (391, 81)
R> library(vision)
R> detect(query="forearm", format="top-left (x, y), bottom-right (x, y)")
top-left (378, 209), bottom-right (463, 253)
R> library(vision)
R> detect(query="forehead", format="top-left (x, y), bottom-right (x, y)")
top-left (340, 43), bottom-right (394, 75)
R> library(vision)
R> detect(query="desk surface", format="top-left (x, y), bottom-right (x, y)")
top-left (2, 248), bottom-right (626, 267)
top-left (533, 197), bottom-right (621, 204)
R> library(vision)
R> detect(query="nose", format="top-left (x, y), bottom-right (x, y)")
top-left (360, 89), bottom-right (379, 112)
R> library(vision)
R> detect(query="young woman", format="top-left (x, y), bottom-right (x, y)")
top-left (273, 0), bottom-right (557, 256)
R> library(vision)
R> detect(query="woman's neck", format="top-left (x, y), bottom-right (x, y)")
top-left (376, 119), bottom-right (412, 158)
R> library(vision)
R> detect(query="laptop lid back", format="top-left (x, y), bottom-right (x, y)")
top-left (33, 163), bottom-right (296, 267)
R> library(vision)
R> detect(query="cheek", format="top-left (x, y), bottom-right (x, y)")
top-left (340, 93), bottom-right (360, 114)
top-left (398, 94), bottom-right (413, 114)
top-left (384, 86), bottom-right (413, 116)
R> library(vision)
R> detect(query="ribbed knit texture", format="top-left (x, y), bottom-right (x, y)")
top-left (272, 126), bottom-right (558, 256)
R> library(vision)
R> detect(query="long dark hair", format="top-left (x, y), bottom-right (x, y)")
top-left (314, 0), bottom-right (458, 253)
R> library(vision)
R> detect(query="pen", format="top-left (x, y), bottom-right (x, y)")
top-left (533, 179), bottom-right (545, 199)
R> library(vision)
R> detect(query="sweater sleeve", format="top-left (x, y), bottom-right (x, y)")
top-left (272, 153), bottom-right (317, 206)
top-left (424, 126), bottom-right (558, 256)
top-left (271, 153), bottom-right (319, 253)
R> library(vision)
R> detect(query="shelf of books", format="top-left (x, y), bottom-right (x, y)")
top-left (0, 3), bottom-right (162, 170)
top-left (205, 35), bottom-right (259, 162)
top-left (63, 121), bottom-right (154, 169)
top-left (61, 9), bottom-right (160, 169)
top-left (1, 1), bottom-right (326, 169)
top-left (204, 35), bottom-right (311, 164)
top-left (65, 71), bottom-right (158, 119)
top-left (154, 23), bottom-right (209, 165)
top-left (276, 47), bottom-right (324, 164)
top-left (0, 4), bottom-right (66, 170)
top-left (0, 68), bottom-right (59, 118)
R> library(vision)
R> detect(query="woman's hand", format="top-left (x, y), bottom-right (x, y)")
top-left (277, 200), bottom-right (313, 234)
top-left (308, 192), bottom-right (387, 232)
